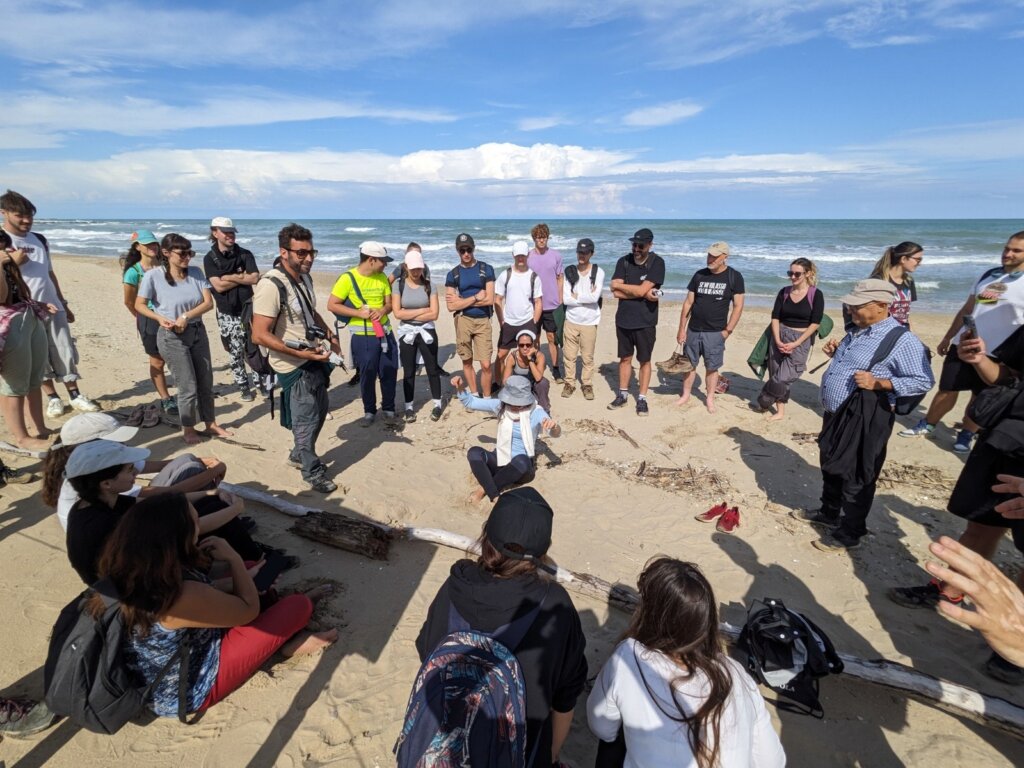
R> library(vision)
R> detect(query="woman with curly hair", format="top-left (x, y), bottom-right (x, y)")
top-left (588, 558), bottom-right (784, 767)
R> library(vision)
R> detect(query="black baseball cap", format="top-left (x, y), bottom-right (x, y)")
top-left (629, 228), bottom-right (654, 243)
top-left (485, 487), bottom-right (553, 561)
top-left (576, 238), bottom-right (595, 253)
top-left (455, 233), bottom-right (475, 250)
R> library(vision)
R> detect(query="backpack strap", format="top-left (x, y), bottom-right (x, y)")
top-left (33, 232), bottom-right (49, 256)
top-left (868, 325), bottom-right (909, 370)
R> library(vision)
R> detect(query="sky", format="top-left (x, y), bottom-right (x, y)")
top-left (1, 0), bottom-right (1022, 219)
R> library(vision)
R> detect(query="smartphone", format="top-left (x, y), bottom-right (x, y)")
top-left (252, 550), bottom-right (291, 592)
top-left (962, 315), bottom-right (977, 336)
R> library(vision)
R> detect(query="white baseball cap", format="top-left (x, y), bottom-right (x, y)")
top-left (512, 240), bottom-right (530, 257)
top-left (65, 440), bottom-right (150, 479)
top-left (210, 216), bottom-right (236, 231)
top-left (360, 241), bottom-right (393, 262)
top-left (58, 413), bottom-right (138, 448)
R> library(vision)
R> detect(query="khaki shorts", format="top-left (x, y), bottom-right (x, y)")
top-left (455, 314), bottom-right (493, 362)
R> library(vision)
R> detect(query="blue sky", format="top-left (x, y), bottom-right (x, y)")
top-left (1, 0), bottom-right (1022, 218)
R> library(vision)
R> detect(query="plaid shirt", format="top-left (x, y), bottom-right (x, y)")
top-left (820, 316), bottom-right (934, 413)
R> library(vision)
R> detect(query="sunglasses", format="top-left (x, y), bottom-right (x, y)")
top-left (517, 342), bottom-right (534, 348)
top-left (786, 270), bottom-right (805, 277)
top-left (458, 247), bottom-right (473, 255)
top-left (286, 248), bottom-right (318, 258)
top-left (171, 249), bottom-right (195, 258)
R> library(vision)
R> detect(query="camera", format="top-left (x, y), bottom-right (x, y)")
top-left (305, 326), bottom-right (327, 342)
top-left (284, 338), bottom-right (316, 351)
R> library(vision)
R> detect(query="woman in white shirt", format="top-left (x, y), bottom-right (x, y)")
top-left (588, 558), bottom-right (785, 768)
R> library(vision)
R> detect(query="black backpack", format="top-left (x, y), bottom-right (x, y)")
top-left (501, 268), bottom-right (538, 301)
top-left (241, 275), bottom-right (286, 378)
top-left (737, 597), bottom-right (843, 718)
top-left (44, 579), bottom-right (191, 734)
top-left (564, 264), bottom-right (602, 309)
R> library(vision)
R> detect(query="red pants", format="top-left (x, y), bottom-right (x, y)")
top-left (200, 593), bottom-right (313, 709)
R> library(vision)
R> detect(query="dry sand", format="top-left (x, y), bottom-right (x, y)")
top-left (1, 254), bottom-right (1021, 767)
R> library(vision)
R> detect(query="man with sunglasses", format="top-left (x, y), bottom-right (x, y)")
top-left (609, 228), bottom-right (665, 416)
top-left (675, 242), bottom-right (745, 414)
top-left (251, 223), bottom-right (340, 494)
top-left (445, 233), bottom-right (496, 397)
top-left (203, 216), bottom-right (259, 402)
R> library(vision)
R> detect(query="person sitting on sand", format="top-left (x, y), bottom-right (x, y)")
top-left (64, 439), bottom-right (263, 585)
top-left (451, 373), bottom-right (559, 504)
top-left (95, 494), bottom-right (336, 718)
top-left (134, 233), bottom-right (232, 445)
top-left (501, 330), bottom-right (552, 414)
top-left (413, 488), bottom-right (587, 767)
top-left (755, 258), bottom-right (824, 422)
top-left (588, 557), bottom-right (785, 768)
top-left (676, 242), bottom-right (745, 414)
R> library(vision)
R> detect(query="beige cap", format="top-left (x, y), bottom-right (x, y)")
top-left (708, 241), bottom-right (730, 258)
top-left (404, 250), bottom-right (425, 270)
top-left (839, 278), bottom-right (896, 306)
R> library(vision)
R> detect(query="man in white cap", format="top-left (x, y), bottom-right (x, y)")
top-left (328, 241), bottom-right (398, 426)
top-left (792, 278), bottom-right (933, 552)
top-left (203, 216), bottom-right (260, 401)
top-left (495, 240), bottom-right (543, 373)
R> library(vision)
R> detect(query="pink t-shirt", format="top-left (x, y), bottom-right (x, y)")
top-left (528, 248), bottom-right (564, 311)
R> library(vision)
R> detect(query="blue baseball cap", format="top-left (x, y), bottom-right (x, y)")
top-left (130, 229), bottom-right (158, 245)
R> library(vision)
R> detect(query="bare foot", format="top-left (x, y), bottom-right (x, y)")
top-left (767, 412), bottom-right (785, 422)
top-left (206, 424), bottom-right (234, 437)
top-left (305, 584), bottom-right (334, 604)
top-left (281, 628), bottom-right (339, 658)
top-left (182, 428), bottom-right (205, 445)
top-left (706, 398), bottom-right (716, 414)
top-left (469, 488), bottom-right (487, 504)
top-left (16, 436), bottom-right (51, 451)
top-left (674, 394), bottom-right (691, 407)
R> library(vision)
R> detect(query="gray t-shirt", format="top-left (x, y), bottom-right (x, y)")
top-left (138, 266), bottom-right (211, 323)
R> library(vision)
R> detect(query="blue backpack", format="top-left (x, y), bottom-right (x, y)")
top-left (394, 587), bottom-right (548, 768)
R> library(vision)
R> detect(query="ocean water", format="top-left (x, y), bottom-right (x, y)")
top-left (36, 218), bottom-right (1021, 311)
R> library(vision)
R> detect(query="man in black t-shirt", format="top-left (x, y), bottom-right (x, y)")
top-left (675, 241), bottom-right (745, 413)
top-left (608, 228), bottom-right (666, 416)
top-left (203, 216), bottom-right (260, 400)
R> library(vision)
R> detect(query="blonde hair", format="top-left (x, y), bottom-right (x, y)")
top-left (791, 257), bottom-right (818, 286)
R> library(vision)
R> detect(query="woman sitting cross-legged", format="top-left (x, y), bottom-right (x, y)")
top-left (501, 329), bottom-right (552, 414)
top-left (451, 373), bottom-right (560, 504)
top-left (587, 558), bottom-right (785, 768)
top-left (92, 493), bottom-right (337, 717)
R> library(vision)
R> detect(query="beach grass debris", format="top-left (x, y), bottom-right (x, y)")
top-left (878, 462), bottom-right (956, 492)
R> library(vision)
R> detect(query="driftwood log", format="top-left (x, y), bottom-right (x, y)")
top-left (0, 441), bottom-right (46, 459)
top-left (245, 489), bottom-right (1024, 738)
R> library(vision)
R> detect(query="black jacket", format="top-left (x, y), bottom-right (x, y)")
top-left (415, 560), bottom-right (588, 767)
top-left (818, 389), bottom-right (895, 484)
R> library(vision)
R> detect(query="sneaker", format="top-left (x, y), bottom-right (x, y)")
top-left (69, 394), bottom-right (101, 412)
top-left (347, 370), bottom-right (361, 387)
top-left (561, 382), bottom-right (576, 398)
top-left (695, 501), bottom-right (728, 523)
top-left (608, 392), bottom-right (629, 410)
top-left (789, 508), bottom-right (839, 530)
top-left (240, 389), bottom-right (255, 402)
top-left (383, 410), bottom-right (398, 425)
top-left (581, 385), bottom-right (595, 401)
top-left (430, 405), bottom-right (443, 421)
top-left (953, 429), bottom-right (975, 453)
top-left (984, 652), bottom-right (1024, 685)
top-left (636, 398), bottom-right (649, 417)
top-left (888, 581), bottom-right (963, 609)
top-left (404, 409), bottom-right (417, 423)
top-left (0, 463), bottom-right (34, 485)
top-left (360, 413), bottom-right (375, 428)
top-left (308, 474), bottom-right (338, 494)
top-left (0, 698), bottom-right (55, 738)
top-left (161, 396), bottom-right (179, 414)
top-left (716, 507), bottom-right (740, 534)
top-left (285, 455), bottom-right (303, 469)
top-left (812, 530), bottom-right (861, 552)
top-left (898, 419), bottom-right (934, 438)
top-left (552, 366), bottom-right (564, 384)
top-left (46, 397), bottom-right (66, 418)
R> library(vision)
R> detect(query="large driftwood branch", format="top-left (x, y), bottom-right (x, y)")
top-left (245, 492), bottom-right (1024, 738)
top-left (0, 441), bottom-right (46, 459)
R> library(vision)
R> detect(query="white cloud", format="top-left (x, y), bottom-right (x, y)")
top-left (517, 116), bottom-right (570, 131)
top-left (869, 119), bottom-right (1024, 161)
top-left (622, 100), bottom-right (704, 128)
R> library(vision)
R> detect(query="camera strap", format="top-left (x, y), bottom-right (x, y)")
top-left (280, 268), bottom-right (319, 334)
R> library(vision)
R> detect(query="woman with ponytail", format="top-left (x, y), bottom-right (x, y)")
top-left (588, 558), bottom-right (785, 768)
top-left (869, 241), bottom-right (923, 327)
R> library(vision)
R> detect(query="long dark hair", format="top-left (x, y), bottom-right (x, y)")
top-left (871, 241), bottom-right (922, 283)
top-left (625, 558), bottom-right (732, 768)
top-left (474, 530), bottom-right (542, 580)
top-left (160, 233), bottom-right (191, 286)
top-left (120, 241), bottom-right (143, 275)
top-left (41, 444), bottom-right (75, 507)
top-left (1, 229), bottom-right (32, 305)
top-left (68, 462), bottom-right (129, 506)
top-left (91, 493), bottom-right (208, 633)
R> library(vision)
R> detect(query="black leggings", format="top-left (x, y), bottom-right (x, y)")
top-left (467, 447), bottom-right (535, 501)
top-left (194, 495), bottom-right (263, 562)
top-left (399, 334), bottom-right (442, 402)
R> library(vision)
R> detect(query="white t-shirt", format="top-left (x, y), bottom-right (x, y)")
top-left (495, 268), bottom-right (542, 326)
top-left (56, 460), bottom-right (146, 532)
top-left (562, 265), bottom-right (605, 326)
top-left (4, 229), bottom-right (61, 307)
top-left (952, 267), bottom-right (1024, 350)
top-left (587, 638), bottom-right (786, 768)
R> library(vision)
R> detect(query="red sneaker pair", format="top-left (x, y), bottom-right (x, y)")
top-left (694, 501), bottom-right (740, 533)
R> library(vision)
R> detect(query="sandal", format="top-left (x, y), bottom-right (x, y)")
top-left (141, 403), bottom-right (161, 428)
top-left (887, 580), bottom-right (962, 609)
top-left (125, 404), bottom-right (145, 427)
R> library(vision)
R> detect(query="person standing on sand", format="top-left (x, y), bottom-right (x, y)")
top-left (1, 189), bottom-right (101, 418)
top-left (899, 232), bottom-right (1024, 454)
top-left (445, 233), bottom-right (496, 398)
top-left (250, 223), bottom-right (340, 494)
top-left (203, 217), bottom-right (259, 402)
top-left (609, 228), bottom-right (665, 417)
top-left (792, 279), bottom-right (933, 553)
top-left (561, 238), bottom-right (604, 401)
top-left (528, 223), bottom-right (565, 384)
top-left (495, 240), bottom-right (543, 374)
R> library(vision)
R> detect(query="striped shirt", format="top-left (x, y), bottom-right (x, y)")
top-left (820, 316), bottom-right (934, 413)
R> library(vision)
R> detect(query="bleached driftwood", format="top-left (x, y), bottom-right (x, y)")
top-left (232, 489), bottom-right (1024, 738)
top-left (0, 441), bottom-right (46, 459)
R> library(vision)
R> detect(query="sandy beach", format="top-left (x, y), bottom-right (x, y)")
top-left (1, 253), bottom-right (1021, 767)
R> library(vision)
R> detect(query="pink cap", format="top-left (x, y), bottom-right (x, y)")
top-left (404, 250), bottom-right (425, 270)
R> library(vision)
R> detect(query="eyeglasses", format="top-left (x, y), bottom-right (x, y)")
top-left (286, 248), bottom-right (318, 258)
top-left (905, 255), bottom-right (923, 263)
top-left (171, 249), bottom-right (195, 258)
top-left (786, 271), bottom-right (805, 277)
top-left (458, 248), bottom-right (473, 255)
